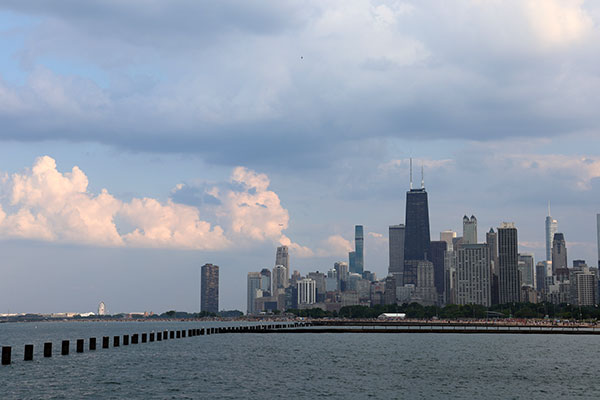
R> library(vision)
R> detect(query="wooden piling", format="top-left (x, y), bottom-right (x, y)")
top-left (61, 340), bottom-right (69, 356)
top-left (102, 336), bottom-right (109, 349)
top-left (24, 344), bottom-right (34, 361)
top-left (123, 335), bottom-right (129, 346)
top-left (132, 334), bottom-right (139, 344)
top-left (113, 336), bottom-right (120, 347)
top-left (157, 332), bottom-right (162, 341)
top-left (1, 346), bottom-right (11, 365)
top-left (149, 332), bottom-right (155, 342)
top-left (89, 338), bottom-right (97, 350)
top-left (141, 333), bottom-right (147, 343)
top-left (170, 331), bottom-right (175, 339)
top-left (76, 339), bottom-right (84, 353)
top-left (44, 342), bottom-right (52, 357)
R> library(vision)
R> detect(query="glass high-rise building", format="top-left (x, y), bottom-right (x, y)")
top-left (351, 225), bottom-right (364, 274)
top-left (201, 263), bottom-right (219, 314)
top-left (430, 240), bottom-right (447, 299)
top-left (551, 233), bottom-right (567, 274)
top-left (498, 223), bottom-right (519, 304)
top-left (545, 205), bottom-right (558, 262)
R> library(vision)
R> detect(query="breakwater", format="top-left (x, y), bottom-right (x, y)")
top-left (1, 322), bottom-right (305, 366)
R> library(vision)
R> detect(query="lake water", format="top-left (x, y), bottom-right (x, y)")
top-left (1, 321), bottom-right (599, 399)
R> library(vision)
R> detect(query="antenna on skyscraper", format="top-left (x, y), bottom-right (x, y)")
top-left (409, 158), bottom-right (413, 190)
top-left (548, 200), bottom-right (551, 216)
top-left (421, 164), bottom-right (424, 189)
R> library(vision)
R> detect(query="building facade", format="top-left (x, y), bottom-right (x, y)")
top-left (297, 278), bottom-right (316, 305)
top-left (247, 272), bottom-right (261, 315)
top-left (389, 224), bottom-right (405, 286)
top-left (201, 263), bottom-right (219, 314)
top-left (455, 244), bottom-right (491, 306)
top-left (462, 215), bottom-right (477, 244)
top-left (498, 223), bottom-right (519, 304)
top-left (276, 245), bottom-right (289, 280)
top-left (552, 233), bottom-right (568, 274)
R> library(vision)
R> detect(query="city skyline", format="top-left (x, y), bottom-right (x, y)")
top-left (2, 1), bottom-right (600, 313)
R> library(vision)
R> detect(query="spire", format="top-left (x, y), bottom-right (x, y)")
top-left (409, 158), bottom-right (413, 190)
top-left (421, 164), bottom-right (424, 189)
top-left (548, 201), bottom-right (551, 216)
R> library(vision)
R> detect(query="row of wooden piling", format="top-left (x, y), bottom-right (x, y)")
top-left (0, 322), bottom-right (308, 365)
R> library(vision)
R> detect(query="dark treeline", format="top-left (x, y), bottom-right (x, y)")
top-left (287, 302), bottom-right (600, 320)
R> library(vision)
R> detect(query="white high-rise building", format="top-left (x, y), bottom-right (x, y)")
top-left (98, 301), bottom-right (106, 316)
top-left (545, 204), bottom-right (558, 262)
top-left (297, 278), bottom-right (316, 305)
top-left (463, 215), bottom-right (477, 244)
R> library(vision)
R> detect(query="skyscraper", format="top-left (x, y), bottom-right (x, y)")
top-left (260, 268), bottom-right (272, 295)
top-left (462, 215), bottom-right (477, 244)
top-left (201, 263), bottom-right (219, 314)
top-left (518, 253), bottom-right (535, 287)
top-left (545, 204), bottom-right (558, 261)
top-left (247, 272), bottom-right (262, 315)
top-left (276, 245), bottom-right (289, 280)
top-left (455, 244), bottom-right (491, 307)
top-left (403, 162), bottom-right (431, 265)
top-left (430, 240), bottom-right (447, 300)
top-left (551, 233), bottom-right (567, 274)
top-left (297, 278), bottom-right (316, 305)
top-left (388, 224), bottom-right (405, 285)
top-left (350, 225), bottom-right (364, 274)
top-left (498, 223), bottom-right (519, 304)
top-left (486, 228), bottom-right (499, 305)
top-left (272, 265), bottom-right (288, 295)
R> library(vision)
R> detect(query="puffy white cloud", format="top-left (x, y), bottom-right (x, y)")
top-left (0, 156), bottom-right (313, 253)
top-left (120, 198), bottom-right (229, 250)
top-left (315, 235), bottom-right (353, 257)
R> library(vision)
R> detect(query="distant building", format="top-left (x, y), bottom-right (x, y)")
top-left (201, 263), bottom-right (219, 313)
top-left (486, 228), bottom-right (499, 305)
top-left (404, 176), bottom-right (431, 265)
top-left (498, 223), bottom-right (519, 304)
top-left (440, 230), bottom-right (457, 252)
top-left (414, 260), bottom-right (436, 306)
top-left (546, 205), bottom-right (558, 261)
top-left (455, 244), bottom-right (491, 307)
top-left (352, 225), bottom-right (364, 274)
top-left (430, 240), bottom-right (447, 301)
top-left (384, 275), bottom-right (397, 305)
top-left (247, 272), bottom-right (262, 315)
top-left (98, 301), bottom-right (106, 316)
top-left (260, 268), bottom-right (272, 296)
top-left (272, 265), bottom-right (288, 295)
top-left (276, 246), bottom-right (289, 280)
top-left (535, 262), bottom-right (547, 292)
top-left (297, 278), bottom-right (316, 305)
top-left (518, 254), bottom-right (535, 288)
top-left (462, 215), bottom-right (477, 244)
top-left (389, 224), bottom-right (405, 286)
top-left (552, 233), bottom-right (568, 274)
top-left (308, 271), bottom-right (327, 302)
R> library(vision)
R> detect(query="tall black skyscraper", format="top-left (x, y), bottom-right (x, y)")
top-left (404, 165), bottom-right (431, 261)
top-left (403, 162), bottom-right (431, 286)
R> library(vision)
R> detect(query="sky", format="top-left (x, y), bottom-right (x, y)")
top-left (1, 0), bottom-right (600, 313)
